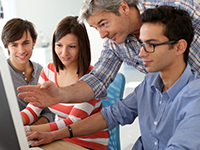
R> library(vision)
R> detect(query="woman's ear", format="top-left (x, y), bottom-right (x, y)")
top-left (175, 39), bottom-right (187, 55)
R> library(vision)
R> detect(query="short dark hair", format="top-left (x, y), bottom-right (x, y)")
top-left (141, 5), bottom-right (194, 63)
top-left (52, 16), bottom-right (91, 76)
top-left (1, 18), bottom-right (37, 50)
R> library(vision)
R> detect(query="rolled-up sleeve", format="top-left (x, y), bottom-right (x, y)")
top-left (101, 91), bottom-right (138, 130)
top-left (80, 41), bottom-right (123, 99)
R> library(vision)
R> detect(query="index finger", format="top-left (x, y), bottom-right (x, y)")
top-left (26, 132), bottom-right (40, 147)
top-left (26, 131), bottom-right (35, 137)
top-left (26, 132), bottom-right (37, 140)
top-left (17, 85), bottom-right (41, 92)
top-left (18, 91), bottom-right (36, 99)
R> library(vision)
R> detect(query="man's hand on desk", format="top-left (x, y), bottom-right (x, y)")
top-left (26, 131), bottom-right (54, 147)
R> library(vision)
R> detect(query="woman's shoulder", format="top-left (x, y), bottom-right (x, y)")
top-left (88, 65), bottom-right (93, 73)
top-left (43, 62), bottom-right (56, 72)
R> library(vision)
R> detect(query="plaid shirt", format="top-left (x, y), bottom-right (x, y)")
top-left (81, 0), bottom-right (200, 99)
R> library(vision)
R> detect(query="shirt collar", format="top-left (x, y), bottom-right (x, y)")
top-left (7, 58), bottom-right (36, 78)
top-left (151, 64), bottom-right (194, 101)
top-left (107, 34), bottom-right (138, 44)
top-left (124, 2), bottom-right (146, 43)
top-left (125, 34), bottom-right (138, 43)
top-left (136, 1), bottom-right (146, 14)
top-left (7, 58), bottom-right (21, 73)
top-left (167, 64), bottom-right (193, 100)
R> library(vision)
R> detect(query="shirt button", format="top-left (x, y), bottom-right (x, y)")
top-left (154, 121), bottom-right (158, 125)
top-left (25, 78), bottom-right (27, 81)
top-left (159, 101), bottom-right (162, 104)
top-left (22, 72), bottom-right (25, 75)
top-left (155, 142), bottom-right (158, 145)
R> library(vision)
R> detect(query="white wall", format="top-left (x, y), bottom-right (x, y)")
top-left (2, 0), bottom-right (199, 70)
top-left (0, 0), bottom-right (104, 67)
top-left (8, 0), bottom-right (82, 44)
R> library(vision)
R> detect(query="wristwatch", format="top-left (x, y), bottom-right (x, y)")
top-left (25, 125), bottom-right (31, 133)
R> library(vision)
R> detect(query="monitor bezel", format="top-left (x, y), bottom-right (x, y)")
top-left (0, 47), bottom-right (29, 149)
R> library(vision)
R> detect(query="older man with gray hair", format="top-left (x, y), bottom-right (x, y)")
top-left (26, 5), bottom-right (200, 150)
top-left (18, 0), bottom-right (200, 114)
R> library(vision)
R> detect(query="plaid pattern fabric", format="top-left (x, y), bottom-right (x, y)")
top-left (81, 0), bottom-right (200, 99)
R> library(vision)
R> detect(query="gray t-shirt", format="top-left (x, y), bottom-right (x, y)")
top-left (7, 58), bottom-right (55, 122)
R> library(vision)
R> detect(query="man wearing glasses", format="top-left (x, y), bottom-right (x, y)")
top-left (18, 0), bottom-right (200, 108)
top-left (26, 6), bottom-right (200, 149)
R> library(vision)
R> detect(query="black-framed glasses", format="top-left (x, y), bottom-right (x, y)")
top-left (139, 40), bottom-right (178, 53)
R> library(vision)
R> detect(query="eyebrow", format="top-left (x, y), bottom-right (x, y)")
top-left (97, 19), bottom-right (106, 25)
top-left (10, 42), bottom-right (17, 45)
top-left (10, 39), bottom-right (30, 45)
top-left (23, 39), bottom-right (30, 42)
top-left (89, 19), bottom-right (106, 28)
top-left (139, 38), bottom-right (159, 43)
top-left (55, 41), bottom-right (77, 45)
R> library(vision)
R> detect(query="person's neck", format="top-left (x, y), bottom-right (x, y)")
top-left (56, 64), bottom-right (79, 87)
top-left (129, 6), bottom-right (142, 39)
top-left (59, 67), bottom-right (78, 77)
top-left (9, 58), bottom-right (32, 73)
top-left (160, 61), bottom-right (187, 92)
top-left (58, 62), bottom-right (79, 78)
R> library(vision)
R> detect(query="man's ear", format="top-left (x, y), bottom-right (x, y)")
top-left (175, 39), bottom-right (187, 55)
top-left (119, 1), bottom-right (130, 15)
top-left (6, 47), bottom-right (10, 55)
top-left (33, 39), bottom-right (36, 47)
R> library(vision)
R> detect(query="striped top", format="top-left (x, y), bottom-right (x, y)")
top-left (21, 62), bottom-right (109, 150)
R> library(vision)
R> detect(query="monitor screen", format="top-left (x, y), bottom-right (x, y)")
top-left (0, 47), bottom-right (29, 150)
top-left (0, 73), bottom-right (20, 149)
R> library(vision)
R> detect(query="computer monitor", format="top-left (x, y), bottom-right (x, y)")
top-left (0, 47), bottom-right (29, 149)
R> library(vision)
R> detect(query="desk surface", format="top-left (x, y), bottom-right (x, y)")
top-left (40, 140), bottom-right (88, 150)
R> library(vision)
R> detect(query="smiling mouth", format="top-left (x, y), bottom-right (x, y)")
top-left (17, 54), bottom-right (28, 59)
top-left (61, 57), bottom-right (70, 61)
top-left (110, 34), bottom-right (117, 41)
top-left (143, 60), bottom-right (152, 66)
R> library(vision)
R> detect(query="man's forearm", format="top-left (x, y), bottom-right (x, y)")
top-left (51, 112), bottom-right (108, 140)
top-left (60, 80), bottom-right (95, 103)
top-left (18, 80), bottom-right (96, 107)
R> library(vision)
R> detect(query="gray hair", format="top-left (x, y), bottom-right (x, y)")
top-left (78, 0), bottom-right (138, 23)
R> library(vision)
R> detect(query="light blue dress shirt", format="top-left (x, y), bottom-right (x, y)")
top-left (80, 0), bottom-right (200, 100)
top-left (102, 64), bottom-right (200, 149)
